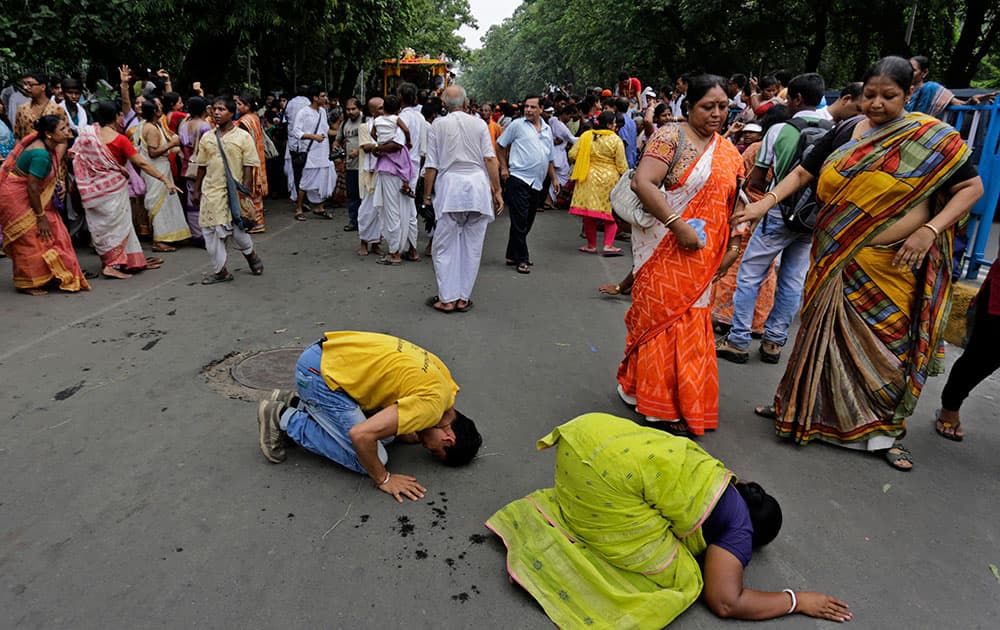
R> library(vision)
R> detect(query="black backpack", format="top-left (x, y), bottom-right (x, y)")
top-left (778, 117), bottom-right (833, 232)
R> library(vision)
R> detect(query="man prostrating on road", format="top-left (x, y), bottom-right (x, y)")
top-left (257, 331), bottom-right (482, 502)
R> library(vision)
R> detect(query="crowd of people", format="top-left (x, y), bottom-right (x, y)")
top-left (2, 53), bottom-right (999, 630)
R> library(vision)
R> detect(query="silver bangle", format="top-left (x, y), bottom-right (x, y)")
top-left (783, 589), bottom-right (797, 615)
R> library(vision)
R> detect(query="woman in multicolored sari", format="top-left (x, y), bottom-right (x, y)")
top-left (487, 413), bottom-right (852, 629)
top-left (235, 93), bottom-right (268, 233)
top-left (568, 110), bottom-right (628, 255)
top-left (733, 57), bottom-right (984, 471)
top-left (617, 75), bottom-right (746, 436)
top-left (135, 101), bottom-right (191, 251)
top-left (0, 115), bottom-right (90, 294)
top-left (178, 96), bottom-right (213, 246)
top-left (907, 56), bottom-right (985, 120)
top-left (73, 102), bottom-right (178, 279)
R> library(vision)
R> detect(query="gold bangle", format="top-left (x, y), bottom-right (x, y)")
top-left (662, 213), bottom-right (681, 227)
top-left (764, 191), bottom-right (778, 206)
top-left (921, 223), bottom-right (940, 238)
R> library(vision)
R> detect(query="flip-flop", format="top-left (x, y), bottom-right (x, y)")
top-left (578, 246), bottom-right (598, 254)
top-left (602, 247), bottom-right (624, 257)
top-left (402, 254), bottom-right (422, 262)
top-left (294, 213), bottom-right (308, 222)
top-left (312, 209), bottom-right (335, 220)
top-left (455, 300), bottom-right (474, 312)
top-left (145, 256), bottom-right (164, 265)
top-left (425, 295), bottom-right (456, 313)
top-left (516, 263), bottom-right (531, 274)
top-left (375, 256), bottom-right (402, 266)
top-left (151, 243), bottom-right (177, 252)
top-left (934, 412), bottom-right (964, 442)
top-left (644, 418), bottom-right (692, 437)
top-left (753, 405), bottom-right (778, 419)
top-left (506, 259), bottom-right (534, 266)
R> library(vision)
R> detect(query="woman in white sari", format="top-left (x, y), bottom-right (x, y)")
top-left (135, 101), bottom-right (190, 251)
top-left (72, 102), bottom-right (179, 279)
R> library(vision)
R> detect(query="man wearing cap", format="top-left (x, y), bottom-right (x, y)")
top-left (496, 95), bottom-right (559, 275)
top-left (257, 331), bottom-right (483, 503)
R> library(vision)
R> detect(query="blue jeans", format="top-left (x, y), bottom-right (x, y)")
top-left (281, 343), bottom-right (388, 473)
top-left (727, 208), bottom-right (812, 350)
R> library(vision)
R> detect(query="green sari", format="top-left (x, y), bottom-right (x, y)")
top-left (486, 413), bottom-right (733, 629)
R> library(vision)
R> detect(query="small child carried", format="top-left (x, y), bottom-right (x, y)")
top-left (371, 95), bottom-right (415, 197)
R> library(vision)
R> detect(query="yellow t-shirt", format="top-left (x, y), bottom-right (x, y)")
top-left (319, 332), bottom-right (459, 435)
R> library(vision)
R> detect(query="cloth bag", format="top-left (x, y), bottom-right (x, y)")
top-left (214, 130), bottom-right (256, 230)
top-left (611, 125), bottom-right (687, 228)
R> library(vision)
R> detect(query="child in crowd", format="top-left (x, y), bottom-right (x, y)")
top-left (371, 95), bottom-right (414, 197)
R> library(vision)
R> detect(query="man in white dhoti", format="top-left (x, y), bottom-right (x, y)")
top-left (397, 82), bottom-right (426, 260)
top-left (290, 87), bottom-right (337, 221)
top-left (356, 97), bottom-right (386, 256)
top-left (282, 87), bottom-right (309, 200)
top-left (422, 86), bottom-right (503, 313)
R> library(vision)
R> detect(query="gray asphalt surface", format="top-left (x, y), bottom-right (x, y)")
top-left (1, 202), bottom-right (998, 629)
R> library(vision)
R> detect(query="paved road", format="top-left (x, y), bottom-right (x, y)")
top-left (2, 203), bottom-right (998, 629)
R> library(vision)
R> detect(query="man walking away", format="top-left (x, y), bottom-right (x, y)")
top-left (423, 86), bottom-right (503, 313)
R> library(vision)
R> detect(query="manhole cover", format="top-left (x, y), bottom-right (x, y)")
top-left (230, 347), bottom-right (301, 390)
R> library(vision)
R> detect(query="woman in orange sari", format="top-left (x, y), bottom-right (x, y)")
top-left (236, 93), bottom-right (268, 233)
top-left (617, 75), bottom-right (745, 436)
top-left (0, 115), bottom-right (90, 295)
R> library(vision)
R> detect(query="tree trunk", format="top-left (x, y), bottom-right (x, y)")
top-left (805, 0), bottom-right (831, 71)
top-left (945, 0), bottom-right (998, 87)
top-left (339, 62), bottom-right (362, 102)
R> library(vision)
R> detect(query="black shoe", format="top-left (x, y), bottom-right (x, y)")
top-left (343, 223), bottom-right (358, 232)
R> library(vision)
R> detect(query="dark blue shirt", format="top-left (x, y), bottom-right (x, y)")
top-left (701, 483), bottom-right (753, 567)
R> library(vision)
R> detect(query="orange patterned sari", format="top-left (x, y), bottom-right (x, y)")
top-left (0, 133), bottom-right (90, 292)
top-left (236, 113), bottom-right (268, 224)
top-left (617, 132), bottom-right (743, 434)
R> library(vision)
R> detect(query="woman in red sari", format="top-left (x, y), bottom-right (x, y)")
top-left (617, 75), bottom-right (745, 436)
top-left (236, 93), bottom-right (268, 233)
top-left (0, 115), bottom-right (90, 295)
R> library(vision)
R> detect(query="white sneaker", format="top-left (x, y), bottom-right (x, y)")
top-left (617, 384), bottom-right (638, 407)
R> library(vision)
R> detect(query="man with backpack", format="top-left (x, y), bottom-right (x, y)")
top-left (717, 73), bottom-right (831, 365)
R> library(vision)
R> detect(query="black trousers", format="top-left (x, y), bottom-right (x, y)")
top-left (941, 278), bottom-right (1000, 411)
top-left (503, 176), bottom-right (543, 264)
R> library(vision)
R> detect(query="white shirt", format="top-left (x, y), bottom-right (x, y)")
top-left (670, 94), bottom-right (686, 119)
top-left (548, 117), bottom-right (576, 171)
top-left (58, 99), bottom-right (88, 131)
top-left (398, 105), bottom-right (426, 166)
top-left (291, 106), bottom-right (331, 168)
top-left (283, 96), bottom-right (310, 149)
top-left (424, 111), bottom-right (495, 217)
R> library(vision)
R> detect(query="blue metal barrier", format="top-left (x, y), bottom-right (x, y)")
top-left (944, 102), bottom-right (1000, 279)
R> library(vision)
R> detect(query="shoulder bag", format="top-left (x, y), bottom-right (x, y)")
top-left (214, 129), bottom-right (257, 230)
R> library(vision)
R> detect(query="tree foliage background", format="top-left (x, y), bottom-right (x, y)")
top-left (0, 0), bottom-right (476, 97)
top-left (462, 0), bottom-right (1000, 101)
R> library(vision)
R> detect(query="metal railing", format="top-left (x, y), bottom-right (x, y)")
top-left (944, 102), bottom-right (999, 279)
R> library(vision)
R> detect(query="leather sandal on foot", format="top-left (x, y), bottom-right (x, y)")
top-left (884, 442), bottom-right (913, 471)
top-left (202, 272), bottom-right (234, 285)
top-left (753, 405), bottom-right (778, 420)
top-left (455, 299), bottom-right (474, 312)
top-left (424, 295), bottom-right (455, 313)
top-left (244, 252), bottom-right (264, 275)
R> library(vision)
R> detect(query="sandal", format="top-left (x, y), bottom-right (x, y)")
top-left (516, 263), bottom-right (531, 274)
top-left (402, 253), bottom-right (422, 262)
top-left (884, 442), bottom-right (913, 471)
top-left (425, 295), bottom-right (455, 313)
top-left (578, 246), bottom-right (598, 254)
top-left (201, 271), bottom-right (234, 285)
top-left (145, 256), bottom-right (164, 266)
top-left (151, 242), bottom-right (177, 253)
top-left (17, 287), bottom-right (49, 295)
top-left (934, 411), bottom-right (964, 442)
top-left (602, 247), bottom-right (624, 257)
top-left (244, 252), bottom-right (264, 275)
top-left (312, 209), bottom-right (335, 220)
top-left (506, 259), bottom-right (533, 266)
top-left (644, 418), bottom-right (692, 437)
top-left (375, 256), bottom-right (402, 266)
top-left (455, 299), bottom-right (474, 312)
top-left (753, 405), bottom-right (778, 420)
top-left (294, 213), bottom-right (308, 222)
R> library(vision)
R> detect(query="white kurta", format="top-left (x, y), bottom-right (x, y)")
top-left (425, 111), bottom-right (496, 302)
top-left (398, 105), bottom-right (426, 250)
top-left (548, 116), bottom-right (576, 200)
top-left (289, 105), bottom-right (336, 203)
